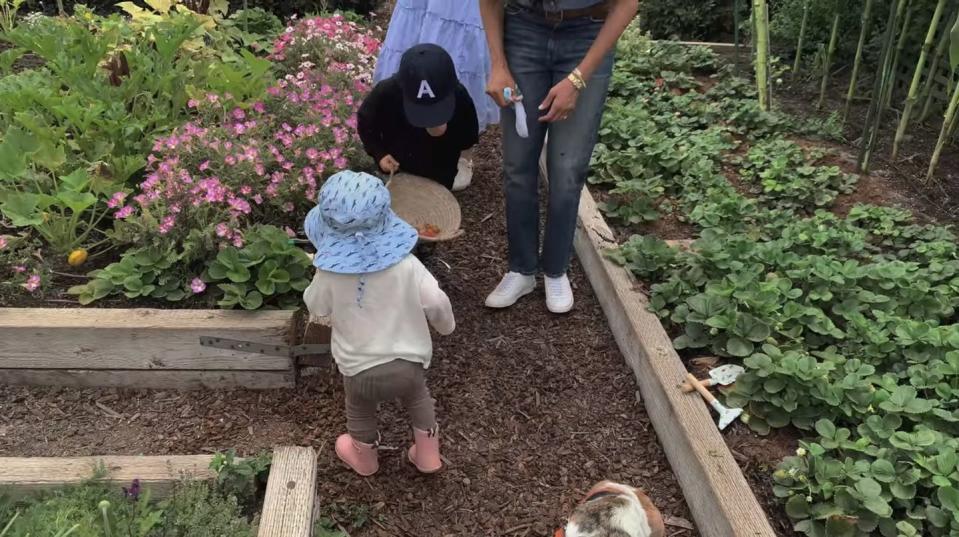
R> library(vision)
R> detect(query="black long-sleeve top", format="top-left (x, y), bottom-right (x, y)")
top-left (357, 76), bottom-right (479, 189)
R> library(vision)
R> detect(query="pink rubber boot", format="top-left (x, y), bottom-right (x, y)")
top-left (407, 427), bottom-right (442, 473)
top-left (335, 433), bottom-right (379, 476)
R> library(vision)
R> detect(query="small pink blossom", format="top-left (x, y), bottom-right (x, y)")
top-left (199, 160), bottom-right (210, 171)
top-left (158, 215), bottom-right (176, 234)
top-left (0, 236), bottom-right (7, 250)
top-left (284, 227), bottom-right (296, 238)
top-left (190, 278), bottom-right (206, 294)
top-left (13, 265), bottom-right (26, 273)
top-left (23, 274), bottom-right (41, 292)
top-left (188, 99), bottom-right (199, 108)
top-left (115, 205), bottom-right (135, 219)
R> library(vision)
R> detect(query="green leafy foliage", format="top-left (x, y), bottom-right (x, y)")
top-left (209, 449), bottom-right (271, 510)
top-left (68, 225), bottom-right (311, 308)
top-left (0, 479), bottom-right (253, 537)
top-left (598, 23), bottom-right (959, 536)
top-left (739, 137), bottom-right (858, 211)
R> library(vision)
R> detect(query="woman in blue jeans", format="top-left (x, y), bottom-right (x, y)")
top-left (480, 0), bottom-right (638, 313)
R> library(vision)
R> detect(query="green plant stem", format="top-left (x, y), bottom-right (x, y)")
top-left (792, 0), bottom-right (810, 78)
top-left (927, 77), bottom-right (959, 181)
top-left (818, 11), bottom-right (841, 111)
top-left (919, 19), bottom-right (950, 122)
top-left (892, 0), bottom-right (947, 159)
top-left (859, 0), bottom-right (909, 173)
top-left (884, 0), bottom-right (914, 110)
top-left (0, 512), bottom-right (19, 537)
top-left (844, 0), bottom-right (875, 123)
top-left (753, 0), bottom-right (771, 111)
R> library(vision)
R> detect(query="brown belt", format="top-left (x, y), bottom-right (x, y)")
top-left (521, 1), bottom-right (609, 23)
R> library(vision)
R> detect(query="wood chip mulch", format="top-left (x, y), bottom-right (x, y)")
top-left (0, 131), bottom-right (697, 536)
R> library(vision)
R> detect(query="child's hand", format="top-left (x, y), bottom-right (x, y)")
top-left (379, 155), bottom-right (400, 173)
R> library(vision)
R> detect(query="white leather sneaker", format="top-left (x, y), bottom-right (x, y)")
top-left (452, 157), bottom-right (473, 192)
top-left (485, 272), bottom-right (536, 308)
top-left (545, 274), bottom-right (574, 314)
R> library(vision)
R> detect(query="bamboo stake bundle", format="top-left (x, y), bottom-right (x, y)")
top-left (885, 0), bottom-right (915, 110)
top-left (892, 0), bottom-right (948, 160)
top-left (818, 10), bottom-right (842, 110)
top-left (753, 0), bottom-right (771, 111)
top-left (926, 81), bottom-right (959, 181)
top-left (844, 0), bottom-right (876, 123)
top-left (920, 15), bottom-right (955, 121)
top-left (793, 0), bottom-right (811, 78)
top-left (926, 11), bottom-right (959, 181)
top-left (858, 0), bottom-right (910, 173)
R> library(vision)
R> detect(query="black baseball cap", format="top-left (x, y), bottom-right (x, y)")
top-left (397, 44), bottom-right (457, 128)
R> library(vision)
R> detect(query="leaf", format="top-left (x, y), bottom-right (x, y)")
top-left (870, 459), bottom-right (896, 483)
top-left (59, 168), bottom-right (90, 191)
top-left (937, 448), bottom-right (958, 475)
top-left (890, 482), bottom-right (916, 500)
top-left (0, 192), bottom-right (42, 226)
top-left (815, 419), bottom-right (837, 439)
top-left (825, 516), bottom-right (857, 537)
top-left (937, 486), bottom-right (959, 512)
top-left (726, 336), bottom-right (754, 357)
top-left (856, 478), bottom-right (882, 499)
top-left (861, 495), bottom-right (892, 518)
top-left (144, 0), bottom-right (174, 13)
top-left (763, 377), bottom-right (786, 394)
top-left (785, 495), bottom-right (811, 519)
top-left (56, 191), bottom-right (97, 214)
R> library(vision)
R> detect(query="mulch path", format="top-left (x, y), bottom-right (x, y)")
top-left (0, 131), bottom-right (697, 537)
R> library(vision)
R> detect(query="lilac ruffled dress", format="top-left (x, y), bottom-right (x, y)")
top-left (373, 0), bottom-right (499, 133)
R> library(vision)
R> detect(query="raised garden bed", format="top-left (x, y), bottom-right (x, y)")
top-left (0, 447), bottom-right (317, 537)
top-left (0, 308), bottom-right (331, 390)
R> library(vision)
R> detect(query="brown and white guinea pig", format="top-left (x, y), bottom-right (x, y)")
top-left (555, 481), bottom-right (666, 537)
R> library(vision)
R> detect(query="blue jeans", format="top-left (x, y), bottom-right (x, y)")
top-left (500, 7), bottom-right (614, 277)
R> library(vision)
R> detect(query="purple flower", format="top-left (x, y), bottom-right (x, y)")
top-left (122, 479), bottom-right (141, 500)
top-left (115, 205), bottom-right (135, 219)
top-left (232, 107), bottom-right (246, 120)
top-left (23, 274), bottom-right (41, 292)
top-left (106, 191), bottom-right (128, 209)
top-left (190, 278), bottom-right (206, 294)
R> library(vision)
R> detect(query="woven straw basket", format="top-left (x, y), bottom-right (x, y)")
top-left (386, 172), bottom-right (463, 243)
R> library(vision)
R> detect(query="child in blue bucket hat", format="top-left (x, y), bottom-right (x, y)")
top-left (304, 170), bottom-right (455, 476)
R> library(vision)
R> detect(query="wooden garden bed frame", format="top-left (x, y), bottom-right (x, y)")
top-left (0, 308), bottom-right (331, 390)
top-left (0, 446), bottom-right (317, 537)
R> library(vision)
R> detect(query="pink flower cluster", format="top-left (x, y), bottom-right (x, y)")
top-left (270, 15), bottom-right (380, 85)
top-left (116, 15), bottom-right (379, 246)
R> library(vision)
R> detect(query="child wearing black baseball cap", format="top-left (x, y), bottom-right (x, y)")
top-left (358, 44), bottom-right (479, 191)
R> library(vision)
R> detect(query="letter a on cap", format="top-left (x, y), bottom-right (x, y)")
top-left (417, 80), bottom-right (436, 100)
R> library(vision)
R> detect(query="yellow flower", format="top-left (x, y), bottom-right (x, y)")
top-left (68, 249), bottom-right (88, 267)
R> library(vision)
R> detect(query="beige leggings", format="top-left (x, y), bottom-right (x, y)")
top-left (342, 359), bottom-right (437, 444)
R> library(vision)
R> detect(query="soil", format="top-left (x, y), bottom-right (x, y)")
top-left (779, 75), bottom-right (959, 226)
top-left (0, 132), bottom-right (698, 537)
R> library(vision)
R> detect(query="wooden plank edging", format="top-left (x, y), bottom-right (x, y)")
top-left (573, 188), bottom-right (776, 536)
top-left (0, 308), bottom-right (301, 389)
top-left (258, 446), bottom-right (318, 537)
top-left (0, 455), bottom-right (216, 498)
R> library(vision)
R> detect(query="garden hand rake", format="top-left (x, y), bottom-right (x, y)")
top-left (680, 364), bottom-right (744, 393)
top-left (685, 373), bottom-right (742, 431)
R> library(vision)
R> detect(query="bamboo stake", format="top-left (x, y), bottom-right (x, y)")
top-left (926, 81), bottom-right (959, 182)
top-left (885, 0), bottom-right (915, 110)
top-left (859, 0), bottom-right (909, 173)
top-left (793, 0), bottom-right (811, 79)
top-left (920, 17), bottom-right (955, 122)
top-left (844, 0), bottom-right (875, 123)
top-left (734, 0), bottom-right (742, 67)
top-left (818, 11), bottom-right (841, 110)
top-left (892, 0), bottom-right (948, 159)
top-left (753, 0), bottom-right (771, 111)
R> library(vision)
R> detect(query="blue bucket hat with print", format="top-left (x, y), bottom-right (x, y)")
top-left (305, 171), bottom-right (418, 274)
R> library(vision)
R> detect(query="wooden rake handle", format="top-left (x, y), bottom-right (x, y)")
top-left (680, 378), bottom-right (714, 393)
top-left (686, 373), bottom-right (717, 404)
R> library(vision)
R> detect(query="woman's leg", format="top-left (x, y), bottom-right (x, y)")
top-left (501, 12), bottom-right (554, 276)
top-left (540, 20), bottom-right (615, 279)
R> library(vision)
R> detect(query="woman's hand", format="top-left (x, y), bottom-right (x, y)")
top-left (486, 64), bottom-right (518, 107)
top-left (538, 78), bottom-right (580, 123)
top-left (379, 154), bottom-right (400, 173)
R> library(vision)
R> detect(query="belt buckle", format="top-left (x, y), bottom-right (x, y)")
top-left (543, 8), bottom-right (564, 24)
